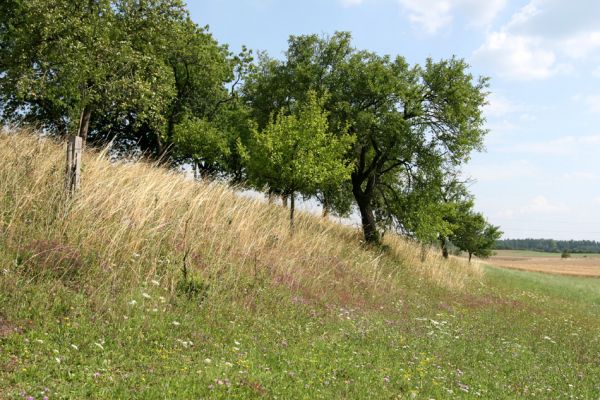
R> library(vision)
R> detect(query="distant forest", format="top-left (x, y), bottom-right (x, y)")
top-left (496, 239), bottom-right (600, 253)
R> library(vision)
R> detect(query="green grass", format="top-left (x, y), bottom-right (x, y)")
top-left (2, 133), bottom-right (600, 399)
top-left (484, 264), bottom-right (600, 306)
top-left (3, 262), bottom-right (600, 399)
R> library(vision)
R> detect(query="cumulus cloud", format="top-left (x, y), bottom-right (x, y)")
top-left (397, 0), bottom-right (507, 33)
top-left (341, 0), bottom-right (506, 33)
top-left (474, 0), bottom-right (600, 80)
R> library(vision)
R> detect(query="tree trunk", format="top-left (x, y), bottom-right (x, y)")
top-left (420, 243), bottom-right (427, 262)
top-left (282, 194), bottom-right (289, 209)
top-left (289, 192), bottom-right (295, 232)
top-left (77, 105), bottom-right (92, 144)
top-left (468, 253), bottom-right (472, 263)
top-left (322, 203), bottom-right (330, 218)
top-left (352, 175), bottom-right (380, 244)
top-left (441, 237), bottom-right (449, 259)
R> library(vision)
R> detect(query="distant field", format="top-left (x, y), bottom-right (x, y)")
top-left (487, 250), bottom-right (600, 277)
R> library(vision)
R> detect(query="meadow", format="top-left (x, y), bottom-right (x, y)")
top-left (1, 132), bottom-right (599, 399)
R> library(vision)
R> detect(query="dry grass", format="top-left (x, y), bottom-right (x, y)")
top-left (488, 251), bottom-right (600, 277)
top-left (0, 129), bottom-right (481, 308)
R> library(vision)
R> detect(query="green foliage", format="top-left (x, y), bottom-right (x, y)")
top-left (0, 0), bottom-right (235, 156)
top-left (561, 249), bottom-right (571, 259)
top-left (452, 211), bottom-right (502, 261)
top-left (173, 116), bottom-right (231, 178)
top-left (496, 239), bottom-right (600, 254)
top-left (244, 32), bottom-right (489, 243)
top-left (240, 91), bottom-right (354, 225)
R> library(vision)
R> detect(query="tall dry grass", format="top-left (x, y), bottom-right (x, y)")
top-left (0, 129), bottom-right (481, 308)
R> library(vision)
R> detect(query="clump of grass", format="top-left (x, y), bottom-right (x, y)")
top-left (0, 129), bottom-right (480, 309)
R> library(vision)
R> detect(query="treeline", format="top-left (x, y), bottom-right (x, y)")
top-left (0, 0), bottom-right (501, 259)
top-left (496, 239), bottom-right (600, 254)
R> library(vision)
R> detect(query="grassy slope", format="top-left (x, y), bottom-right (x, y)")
top-left (1, 132), bottom-right (599, 399)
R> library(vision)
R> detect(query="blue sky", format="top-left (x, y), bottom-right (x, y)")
top-left (188, 0), bottom-right (600, 240)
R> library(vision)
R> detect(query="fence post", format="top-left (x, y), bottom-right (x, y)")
top-left (66, 136), bottom-right (83, 194)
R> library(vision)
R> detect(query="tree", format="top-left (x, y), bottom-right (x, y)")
top-left (452, 211), bottom-right (502, 262)
top-left (0, 0), bottom-right (234, 158)
top-left (244, 32), bottom-right (489, 243)
top-left (240, 91), bottom-right (354, 230)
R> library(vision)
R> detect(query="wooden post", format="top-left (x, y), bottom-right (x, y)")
top-left (66, 136), bottom-right (83, 194)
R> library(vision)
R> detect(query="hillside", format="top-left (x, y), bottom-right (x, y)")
top-left (1, 131), bottom-right (599, 399)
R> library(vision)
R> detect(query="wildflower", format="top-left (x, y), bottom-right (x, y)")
top-left (142, 293), bottom-right (151, 299)
top-left (128, 300), bottom-right (137, 306)
top-left (70, 344), bottom-right (79, 350)
top-left (204, 358), bottom-right (212, 364)
top-left (225, 362), bottom-right (233, 367)
top-left (93, 372), bottom-right (101, 378)
top-left (172, 321), bottom-right (180, 326)
top-left (543, 336), bottom-right (556, 344)
top-left (159, 296), bottom-right (166, 303)
top-left (151, 280), bottom-right (160, 286)
top-left (55, 357), bottom-right (61, 363)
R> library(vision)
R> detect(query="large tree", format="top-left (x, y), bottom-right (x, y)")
top-left (243, 32), bottom-right (489, 243)
top-left (0, 0), bottom-right (233, 157)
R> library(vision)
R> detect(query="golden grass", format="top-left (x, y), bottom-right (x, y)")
top-left (0, 129), bottom-right (481, 307)
top-left (488, 252), bottom-right (600, 277)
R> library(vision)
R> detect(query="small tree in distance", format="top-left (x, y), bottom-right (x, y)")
top-left (452, 211), bottom-right (502, 263)
top-left (240, 91), bottom-right (355, 231)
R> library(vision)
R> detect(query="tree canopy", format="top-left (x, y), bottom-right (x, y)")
top-left (240, 91), bottom-right (354, 229)
top-left (0, 0), bottom-right (235, 157)
top-left (243, 32), bottom-right (489, 243)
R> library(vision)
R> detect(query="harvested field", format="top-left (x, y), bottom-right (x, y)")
top-left (487, 250), bottom-right (600, 277)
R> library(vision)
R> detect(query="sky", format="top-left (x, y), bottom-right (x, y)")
top-left (187, 0), bottom-right (600, 240)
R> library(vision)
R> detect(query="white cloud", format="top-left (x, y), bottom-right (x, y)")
top-left (474, 0), bottom-right (600, 80)
top-left (396, 0), bottom-right (506, 33)
top-left (522, 195), bottom-right (566, 214)
top-left (474, 32), bottom-right (560, 80)
top-left (467, 159), bottom-right (540, 183)
top-left (485, 92), bottom-right (520, 117)
top-left (561, 171), bottom-right (599, 182)
top-left (339, 0), bottom-right (364, 6)
top-left (577, 95), bottom-right (600, 114)
top-left (342, 0), bottom-right (506, 33)
top-left (501, 134), bottom-right (600, 155)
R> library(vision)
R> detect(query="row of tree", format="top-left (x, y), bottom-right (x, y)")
top-left (496, 239), bottom-right (600, 254)
top-left (0, 0), bottom-right (501, 258)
